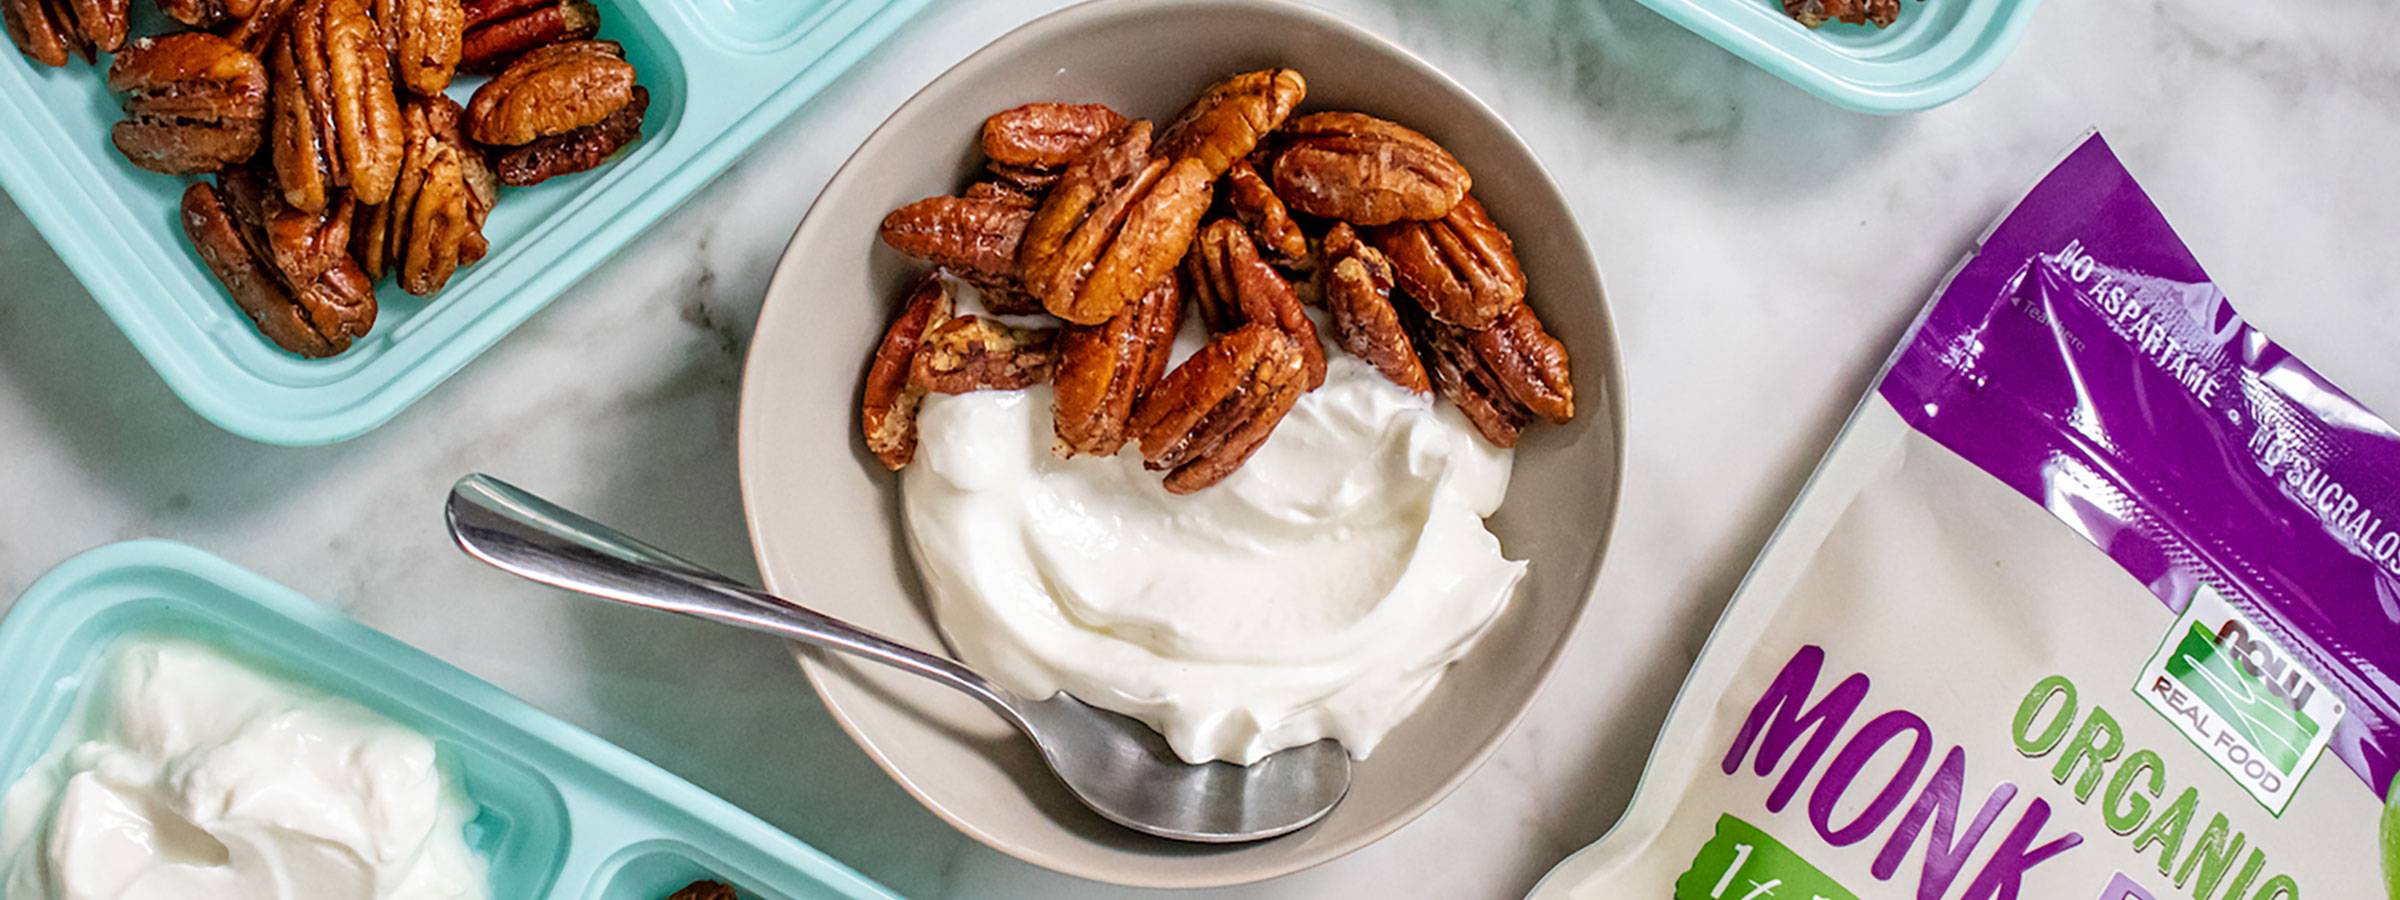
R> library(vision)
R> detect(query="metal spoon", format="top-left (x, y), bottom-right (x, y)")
top-left (443, 473), bottom-right (1351, 843)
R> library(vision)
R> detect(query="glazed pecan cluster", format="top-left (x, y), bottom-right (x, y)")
top-left (9, 0), bottom-right (647, 358)
top-left (1783, 0), bottom-right (1915, 28)
top-left (863, 68), bottom-right (1576, 493)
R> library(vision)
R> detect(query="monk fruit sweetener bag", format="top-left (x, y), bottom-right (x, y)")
top-left (1530, 133), bottom-right (2400, 900)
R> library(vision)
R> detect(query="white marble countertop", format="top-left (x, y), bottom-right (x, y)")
top-left (5, 0), bottom-right (2398, 896)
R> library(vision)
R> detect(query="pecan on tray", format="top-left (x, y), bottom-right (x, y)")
top-left (913, 315), bottom-right (1057, 395)
top-left (106, 34), bottom-right (269, 175)
top-left (1370, 193), bottom-right (1524, 329)
top-left (464, 39), bottom-right (633, 146)
top-left (1052, 274), bottom-right (1180, 458)
top-left (224, 0), bottom-right (302, 54)
top-left (1225, 158), bottom-right (1308, 269)
top-left (1320, 223), bottom-right (1427, 393)
top-left (1271, 111), bottom-right (1469, 227)
top-left (219, 164), bottom-right (352, 285)
top-left (1784, 0), bottom-right (1905, 28)
top-left (183, 176), bottom-right (376, 358)
top-left (664, 882), bottom-right (738, 900)
top-left (269, 0), bottom-right (405, 211)
top-left (376, 0), bottom-right (464, 95)
top-left (458, 0), bottom-right (596, 74)
top-left (862, 274), bottom-right (955, 470)
top-left (355, 93), bottom-right (496, 295)
top-left (1128, 322), bottom-right (1308, 494)
top-left (1155, 68), bottom-right (1304, 180)
top-left (1017, 119), bottom-right (1213, 325)
top-left (980, 102), bottom-right (1127, 190)
top-left (880, 188), bottom-right (1038, 309)
top-left (1409, 300), bottom-right (1572, 448)
top-left (1184, 218), bottom-right (1324, 390)
top-left (492, 83), bottom-right (646, 186)
top-left (158, 0), bottom-right (257, 27)
top-left (3, 0), bottom-right (123, 66)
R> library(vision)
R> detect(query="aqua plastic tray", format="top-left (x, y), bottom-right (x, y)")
top-left (1634, 0), bottom-right (2042, 114)
top-left (0, 540), bottom-right (909, 900)
top-left (0, 0), bottom-right (928, 445)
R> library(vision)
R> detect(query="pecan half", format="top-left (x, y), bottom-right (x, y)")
top-left (879, 190), bottom-right (1035, 301)
top-left (269, 0), bottom-right (404, 210)
top-left (1052, 274), bottom-right (1180, 457)
top-left (3, 0), bottom-right (121, 65)
top-left (492, 82), bottom-right (645, 186)
top-left (1272, 112), bottom-right (1469, 227)
top-left (1018, 121), bottom-right (1212, 325)
top-left (1370, 193), bottom-right (1524, 329)
top-left (861, 275), bottom-right (953, 470)
top-left (981, 102), bottom-right (1126, 183)
top-left (913, 315), bottom-right (1056, 394)
top-left (464, 39), bottom-right (632, 146)
top-left (159, 0), bottom-right (257, 27)
top-left (1129, 323), bottom-right (1307, 494)
top-left (1225, 158), bottom-right (1307, 269)
top-left (1321, 223), bottom-right (1427, 393)
top-left (219, 165), bottom-right (351, 285)
top-left (458, 0), bottom-right (595, 73)
top-left (1409, 301), bottom-right (1571, 447)
top-left (1785, 0), bottom-right (1904, 28)
top-left (356, 93), bottom-right (493, 294)
top-left (379, 0), bottom-right (463, 96)
top-left (1184, 218), bottom-right (1324, 389)
top-left (106, 34), bottom-right (268, 175)
top-left (225, 0), bottom-right (300, 54)
top-left (183, 179), bottom-right (375, 358)
top-left (1155, 68), bottom-right (1304, 180)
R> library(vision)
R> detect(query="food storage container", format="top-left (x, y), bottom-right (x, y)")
top-left (1633, 0), bottom-right (2043, 114)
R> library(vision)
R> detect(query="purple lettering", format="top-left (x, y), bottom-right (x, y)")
top-left (1723, 645), bottom-right (1871, 813)
top-left (1961, 798), bottom-right (2085, 900)
top-left (1873, 747), bottom-right (2020, 900)
top-left (1812, 710), bottom-right (1934, 846)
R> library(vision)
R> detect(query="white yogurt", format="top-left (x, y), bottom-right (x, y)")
top-left (904, 353), bottom-right (1527, 765)
top-left (0, 639), bottom-right (490, 900)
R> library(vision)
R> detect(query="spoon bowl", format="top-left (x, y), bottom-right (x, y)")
top-left (443, 474), bottom-right (1351, 843)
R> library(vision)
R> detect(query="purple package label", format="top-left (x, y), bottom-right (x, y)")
top-left (1878, 133), bottom-right (2400, 799)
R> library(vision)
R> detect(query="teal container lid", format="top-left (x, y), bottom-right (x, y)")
top-left (0, 0), bottom-right (929, 445)
top-left (0, 540), bottom-right (911, 900)
top-left (1633, 0), bottom-right (2043, 114)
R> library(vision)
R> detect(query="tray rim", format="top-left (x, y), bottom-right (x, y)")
top-left (1633, 0), bottom-right (2046, 115)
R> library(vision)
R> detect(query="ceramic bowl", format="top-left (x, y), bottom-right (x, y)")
top-left (738, 0), bottom-right (1626, 886)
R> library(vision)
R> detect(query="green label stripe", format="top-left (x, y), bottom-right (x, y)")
top-left (2164, 623), bottom-right (2315, 773)
top-left (1675, 814), bottom-right (1861, 900)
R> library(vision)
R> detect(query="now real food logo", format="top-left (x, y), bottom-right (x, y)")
top-left (2136, 585), bottom-right (2343, 815)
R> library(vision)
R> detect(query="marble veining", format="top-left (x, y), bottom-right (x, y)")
top-left (4, 0), bottom-right (2399, 897)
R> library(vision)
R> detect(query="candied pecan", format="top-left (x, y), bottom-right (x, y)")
top-left (3, 0), bottom-right (121, 65)
top-left (218, 165), bottom-right (351, 284)
top-left (1321, 223), bottom-right (1427, 393)
top-left (1469, 302), bottom-right (1572, 423)
top-left (1156, 68), bottom-right (1304, 180)
top-left (861, 275), bottom-right (953, 470)
top-left (1413, 316), bottom-right (1527, 448)
top-left (106, 34), bottom-right (268, 175)
top-left (1129, 323), bottom-right (1307, 494)
top-left (464, 39), bottom-right (632, 146)
top-left (1019, 121), bottom-right (1212, 325)
top-left (492, 83), bottom-right (645, 186)
top-left (356, 93), bottom-right (492, 294)
top-left (158, 0), bottom-right (258, 27)
top-left (913, 315), bottom-right (1056, 394)
top-left (880, 191), bottom-right (1035, 300)
top-left (962, 180), bottom-right (1036, 209)
top-left (1370, 193), bottom-right (1524, 329)
top-left (1184, 218), bottom-right (1323, 389)
top-left (1052, 275), bottom-right (1180, 457)
top-left (1272, 112), bottom-right (1469, 227)
top-left (1225, 159), bottom-right (1307, 268)
top-left (377, 0), bottom-right (463, 95)
top-left (666, 883), bottom-right (737, 900)
top-left (981, 102), bottom-right (1126, 177)
top-left (225, 0), bottom-right (300, 53)
top-left (269, 0), bottom-right (404, 210)
top-left (183, 179), bottom-right (375, 358)
top-left (458, 0), bottom-right (595, 73)
top-left (1785, 0), bottom-right (1904, 28)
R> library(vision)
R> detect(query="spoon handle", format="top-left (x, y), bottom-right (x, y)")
top-left (443, 474), bottom-right (1027, 724)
